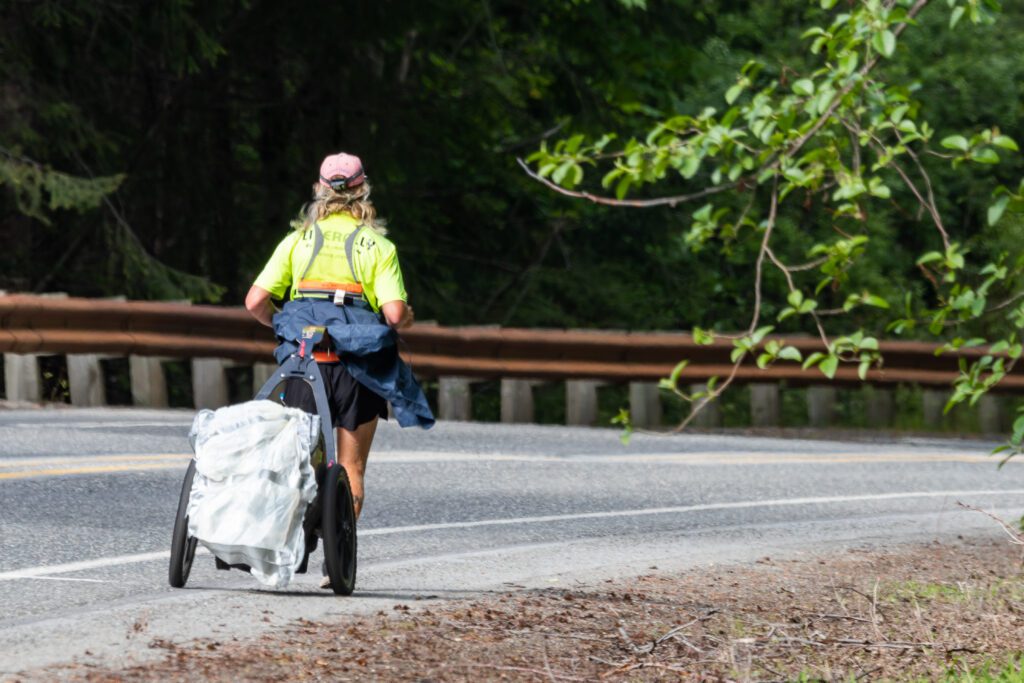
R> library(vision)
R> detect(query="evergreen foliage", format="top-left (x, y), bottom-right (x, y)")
top-left (1, 0), bottom-right (1022, 331)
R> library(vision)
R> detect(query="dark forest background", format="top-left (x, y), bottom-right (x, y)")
top-left (3, 0), bottom-right (1023, 332)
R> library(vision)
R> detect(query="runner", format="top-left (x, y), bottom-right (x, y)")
top-left (245, 151), bottom-right (433, 587)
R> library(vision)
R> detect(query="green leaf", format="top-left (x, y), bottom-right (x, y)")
top-left (802, 351), bottom-right (826, 370)
top-left (615, 176), bottom-right (631, 200)
top-left (730, 347), bottom-right (746, 363)
top-left (552, 160), bottom-right (575, 186)
top-left (792, 79), bottom-right (815, 97)
top-left (993, 135), bottom-right (1019, 151)
top-left (756, 353), bottom-right (772, 370)
top-left (869, 178), bottom-right (891, 199)
top-left (820, 0), bottom-right (838, 8)
top-left (988, 195), bottom-right (1010, 226)
top-left (990, 340), bottom-right (1010, 354)
top-left (971, 148), bottom-right (1000, 164)
top-left (693, 327), bottom-right (715, 345)
top-left (681, 154), bottom-right (701, 179)
top-left (778, 346), bottom-right (803, 362)
top-left (725, 83), bottom-right (744, 105)
top-left (873, 30), bottom-right (896, 58)
top-left (668, 360), bottom-right (689, 387)
top-left (564, 134), bottom-right (585, 155)
top-left (941, 135), bottom-right (970, 152)
top-left (864, 295), bottom-right (890, 309)
top-left (819, 355), bottom-right (839, 379)
top-left (858, 360), bottom-right (871, 380)
top-left (950, 5), bottom-right (966, 28)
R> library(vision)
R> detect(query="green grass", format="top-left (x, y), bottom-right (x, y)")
top-left (941, 656), bottom-right (1024, 682)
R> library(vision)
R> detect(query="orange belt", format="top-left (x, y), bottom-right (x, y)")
top-left (312, 349), bottom-right (340, 363)
top-left (296, 280), bottom-right (362, 363)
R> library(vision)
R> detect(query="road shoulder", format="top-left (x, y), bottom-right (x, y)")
top-left (28, 537), bottom-right (1024, 682)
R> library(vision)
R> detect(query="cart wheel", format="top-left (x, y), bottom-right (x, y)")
top-left (168, 460), bottom-right (199, 588)
top-left (321, 463), bottom-right (357, 596)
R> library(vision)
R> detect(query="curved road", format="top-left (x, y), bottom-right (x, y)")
top-left (1, 407), bottom-right (1023, 675)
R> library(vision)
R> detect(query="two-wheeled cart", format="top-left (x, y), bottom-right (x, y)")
top-left (168, 327), bottom-right (357, 595)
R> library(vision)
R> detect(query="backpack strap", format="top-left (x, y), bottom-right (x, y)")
top-left (344, 225), bottom-right (365, 285)
top-left (299, 223), bottom-right (325, 282)
top-left (299, 222), bottom-right (364, 285)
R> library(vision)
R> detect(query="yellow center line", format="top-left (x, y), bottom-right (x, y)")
top-left (0, 451), bottom-right (1016, 481)
top-left (0, 462), bottom-right (186, 480)
top-left (0, 453), bottom-right (191, 469)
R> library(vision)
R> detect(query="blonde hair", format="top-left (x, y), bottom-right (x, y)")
top-left (295, 179), bottom-right (387, 234)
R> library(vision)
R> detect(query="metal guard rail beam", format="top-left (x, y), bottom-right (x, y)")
top-left (1, 294), bottom-right (1018, 389)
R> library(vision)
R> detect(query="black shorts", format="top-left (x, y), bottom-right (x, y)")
top-left (282, 362), bottom-right (387, 431)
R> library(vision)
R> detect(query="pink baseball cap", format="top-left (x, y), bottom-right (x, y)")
top-left (318, 152), bottom-right (365, 189)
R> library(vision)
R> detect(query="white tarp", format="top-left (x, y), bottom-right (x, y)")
top-left (187, 400), bottom-right (319, 588)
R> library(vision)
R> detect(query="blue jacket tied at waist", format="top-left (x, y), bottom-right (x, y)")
top-left (272, 299), bottom-right (434, 429)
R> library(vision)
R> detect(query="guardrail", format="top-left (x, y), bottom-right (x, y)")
top-left (0, 294), bottom-right (1014, 431)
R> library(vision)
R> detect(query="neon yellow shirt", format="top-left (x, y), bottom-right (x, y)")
top-left (253, 213), bottom-right (407, 312)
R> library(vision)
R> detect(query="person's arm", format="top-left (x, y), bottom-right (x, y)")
top-left (249, 231), bottom-right (297, 327)
top-left (245, 285), bottom-right (277, 327)
top-left (381, 299), bottom-right (414, 330)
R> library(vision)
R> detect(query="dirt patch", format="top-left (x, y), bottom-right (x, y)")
top-left (34, 538), bottom-right (1024, 682)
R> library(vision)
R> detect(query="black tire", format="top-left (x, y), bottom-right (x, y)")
top-left (168, 460), bottom-right (199, 588)
top-left (321, 463), bottom-right (357, 595)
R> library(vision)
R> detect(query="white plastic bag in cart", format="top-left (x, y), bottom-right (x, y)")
top-left (187, 400), bottom-right (320, 588)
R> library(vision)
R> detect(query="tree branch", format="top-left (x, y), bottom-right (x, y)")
top-left (674, 181), bottom-right (782, 432)
top-left (515, 158), bottom-right (739, 208)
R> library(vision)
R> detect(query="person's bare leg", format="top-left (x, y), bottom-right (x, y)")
top-left (337, 417), bottom-right (378, 520)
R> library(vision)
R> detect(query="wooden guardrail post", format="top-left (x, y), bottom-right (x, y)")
top-left (629, 382), bottom-right (662, 429)
top-left (3, 353), bottom-right (41, 402)
top-left (864, 387), bottom-right (893, 428)
top-left (566, 380), bottom-right (603, 426)
top-left (438, 376), bottom-right (474, 421)
top-left (922, 388), bottom-right (946, 429)
top-left (192, 358), bottom-right (230, 410)
top-left (807, 386), bottom-right (836, 427)
top-left (66, 354), bottom-right (106, 406)
top-left (501, 379), bottom-right (534, 423)
top-left (688, 383), bottom-right (722, 428)
top-left (750, 383), bottom-right (780, 427)
top-left (977, 394), bottom-right (1003, 434)
top-left (253, 362), bottom-right (278, 396)
top-left (129, 356), bottom-right (168, 408)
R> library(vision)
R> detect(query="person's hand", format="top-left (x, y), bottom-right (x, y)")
top-left (398, 305), bottom-right (415, 330)
top-left (244, 285), bottom-right (276, 328)
top-left (382, 300), bottom-right (414, 330)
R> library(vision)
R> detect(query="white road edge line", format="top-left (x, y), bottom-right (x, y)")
top-left (359, 488), bottom-right (1024, 536)
top-left (2, 488), bottom-right (1022, 581)
top-left (4, 576), bottom-right (109, 583)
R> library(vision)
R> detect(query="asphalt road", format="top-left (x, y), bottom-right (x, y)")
top-left (2, 407), bottom-right (1023, 677)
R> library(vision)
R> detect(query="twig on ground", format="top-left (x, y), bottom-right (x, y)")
top-left (807, 613), bottom-right (871, 624)
top-left (542, 637), bottom-right (556, 683)
top-left (638, 612), bottom-right (717, 655)
top-left (772, 636), bottom-right (929, 650)
top-left (672, 634), bottom-right (704, 654)
top-left (541, 632), bottom-right (613, 643)
top-left (957, 501), bottom-right (1024, 546)
top-left (871, 578), bottom-right (884, 642)
top-left (599, 661), bottom-right (691, 678)
top-left (465, 663), bottom-right (585, 681)
top-left (856, 665), bottom-right (884, 680)
top-left (587, 655), bottom-right (624, 667)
